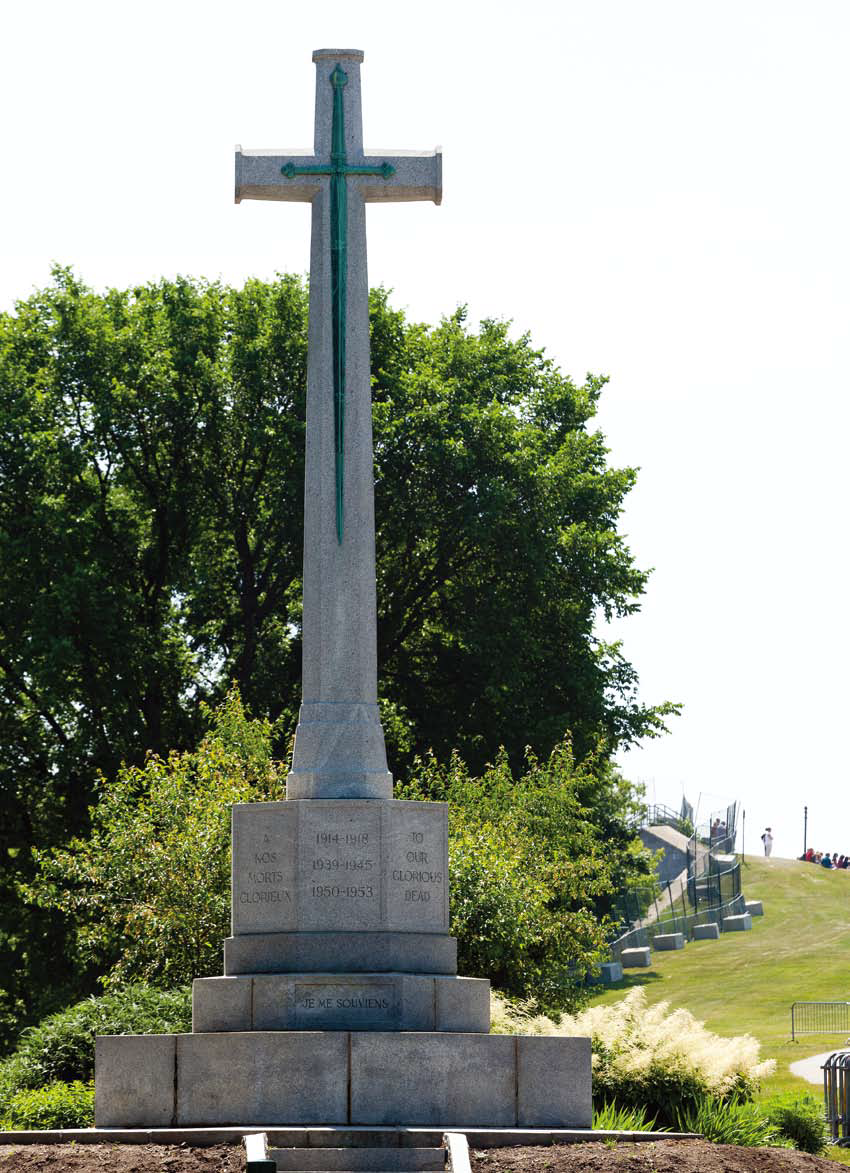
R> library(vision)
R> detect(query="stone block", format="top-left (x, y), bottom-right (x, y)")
top-left (350, 1033), bottom-right (516, 1126)
top-left (193, 972), bottom-right (489, 1034)
top-left (192, 976), bottom-right (251, 1032)
top-left (653, 933), bottom-right (684, 951)
top-left (745, 900), bottom-right (764, 916)
top-left (224, 930), bottom-right (457, 976)
top-left (517, 1036), bottom-right (592, 1127)
top-left (287, 701), bottom-right (394, 801)
top-left (435, 976), bottom-right (490, 1032)
top-left (231, 799), bottom-right (449, 936)
top-left (692, 922), bottom-right (720, 940)
top-left (620, 946), bottom-right (651, 967)
top-left (722, 913), bottom-right (752, 932)
top-left (600, 961), bottom-right (623, 982)
top-left (95, 1034), bottom-right (175, 1127)
top-left (586, 961), bottom-right (624, 986)
top-left (176, 1032), bottom-right (349, 1125)
top-left (96, 1030), bottom-right (593, 1128)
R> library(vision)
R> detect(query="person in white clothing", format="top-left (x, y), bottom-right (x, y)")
top-left (761, 827), bottom-right (773, 857)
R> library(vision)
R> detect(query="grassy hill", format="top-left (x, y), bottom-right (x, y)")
top-left (587, 855), bottom-right (850, 1099)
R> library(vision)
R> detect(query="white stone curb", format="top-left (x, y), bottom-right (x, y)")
top-left (444, 1132), bottom-right (471, 1173)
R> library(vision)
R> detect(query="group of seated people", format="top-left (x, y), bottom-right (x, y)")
top-left (801, 849), bottom-right (850, 868)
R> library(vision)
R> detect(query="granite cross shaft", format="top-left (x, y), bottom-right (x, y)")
top-left (236, 48), bottom-right (441, 801)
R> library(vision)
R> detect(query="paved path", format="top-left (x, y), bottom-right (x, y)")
top-left (790, 1051), bottom-right (837, 1084)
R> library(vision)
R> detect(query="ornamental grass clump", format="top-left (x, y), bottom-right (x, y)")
top-left (562, 989), bottom-right (774, 1125)
top-left (491, 988), bottom-right (774, 1129)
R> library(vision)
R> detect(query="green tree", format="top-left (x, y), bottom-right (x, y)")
top-left (371, 294), bottom-right (676, 771)
top-left (25, 690), bottom-right (285, 988)
top-left (28, 694), bottom-right (652, 1009)
top-left (0, 269), bottom-right (674, 1044)
top-left (400, 740), bottom-right (657, 1007)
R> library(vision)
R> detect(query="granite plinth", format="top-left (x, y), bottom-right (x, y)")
top-left (95, 1032), bottom-right (592, 1128)
top-left (192, 973), bottom-right (490, 1033)
top-left (224, 931), bottom-right (457, 976)
top-left (232, 800), bottom-right (448, 937)
top-left (587, 961), bottom-right (623, 985)
top-left (619, 947), bottom-right (651, 968)
top-left (288, 703), bottom-right (393, 800)
top-left (722, 913), bottom-right (752, 932)
top-left (653, 933), bottom-right (684, 951)
top-left (692, 923), bottom-right (720, 940)
top-left (745, 900), bottom-right (764, 916)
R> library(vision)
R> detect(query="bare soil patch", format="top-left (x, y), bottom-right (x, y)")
top-left (0, 1144), bottom-right (243, 1173)
top-left (0, 1141), bottom-right (846, 1173)
top-left (471, 1140), bottom-right (846, 1172)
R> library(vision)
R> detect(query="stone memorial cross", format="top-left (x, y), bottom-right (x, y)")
top-left (94, 51), bottom-right (592, 1128)
top-left (236, 49), bottom-right (441, 802)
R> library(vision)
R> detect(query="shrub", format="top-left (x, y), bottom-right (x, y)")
top-left (763, 1092), bottom-right (827, 1154)
top-left (3, 1081), bottom-right (94, 1130)
top-left (400, 742), bottom-right (656, 1010)
top-left (0, 984), bottom-right (190, 1117)
top-left (26, 689), bottom-right (286, 989)
top-left (675, 1096), bottom-right (785, 1147)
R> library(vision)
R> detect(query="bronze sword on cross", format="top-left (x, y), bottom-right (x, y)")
top-left (279, 63), bottom-right (396, 543)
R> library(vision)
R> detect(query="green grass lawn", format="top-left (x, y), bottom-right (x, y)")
top-left (587, 855), bottom-right (850, 1159)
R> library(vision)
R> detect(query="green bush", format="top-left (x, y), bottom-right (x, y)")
top-left (593, 1100), bottom-right (660, 1131)
top-left (26, 689), bottom-right (286, 990)
top-left (763, 1093), bottom-right (827, 1154)
top-left (0, 984), bottom-right (190, 1116)
top-left (675, 1096), bottom-right (785, 1147)
top-left (3, 1080), bottom-right (94, 1130)
top-left (400, 742), bottom-right (656, 1010)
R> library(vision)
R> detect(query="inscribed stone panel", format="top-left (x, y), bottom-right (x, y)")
top-left (385, 801), bottom-right (449, 932)
top-left (297, 801), bottom-right (382, 930)
top-left (231, 802), bottom-right (297, 934)
top-left (294, 978), bottom-right (400, 1029)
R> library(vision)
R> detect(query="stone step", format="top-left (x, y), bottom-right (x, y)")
top-left (268, 1148), bottom-right (445, 1171)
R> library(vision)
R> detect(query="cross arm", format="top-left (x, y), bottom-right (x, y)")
top-left (358, 148), bottom-right (442, 205)
top-left (235, 146), bottom-right (321, 203)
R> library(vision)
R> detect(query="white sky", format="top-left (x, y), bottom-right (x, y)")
top-left (2, 0), bottom-right (847, 862)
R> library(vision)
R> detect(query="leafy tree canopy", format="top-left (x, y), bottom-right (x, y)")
top-left (0, 268), bottom-right (675, 1044)
top-left (27, 691), bottom-right (655, 1012)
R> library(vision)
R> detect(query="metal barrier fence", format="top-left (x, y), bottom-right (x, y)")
top-left (823, 1052), bottom-right (850, 1144)
top-left (792, 1002), bottom-right (850, 1041)
top-left (609, 892), bottom-right (747, 959)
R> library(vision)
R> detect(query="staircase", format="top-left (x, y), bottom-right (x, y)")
top-left (246, 1131), bottom-right (452, 1173)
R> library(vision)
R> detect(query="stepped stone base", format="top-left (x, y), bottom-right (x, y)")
top-left (225, 932), bottom-right (457, 976)
top-left (192, 973), bottom-right (490, 1033)
top-left (95, 1031), bottom-right (591, 1129)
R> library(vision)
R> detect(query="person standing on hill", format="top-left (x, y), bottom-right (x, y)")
top-left (761, 827), bottom-right (774, 857)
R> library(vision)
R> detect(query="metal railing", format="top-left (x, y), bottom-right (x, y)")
top-left (609, 891), bottom-right (747, 959)
top-left (823, 1051), bottom-right (850, 1144)
top-left (791, 1002), bottom-right (850, 1041)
